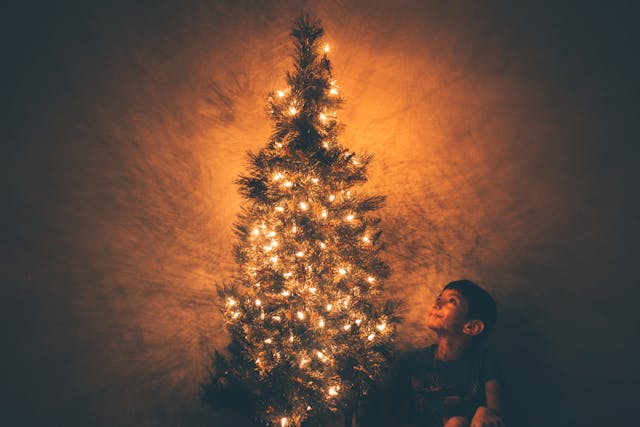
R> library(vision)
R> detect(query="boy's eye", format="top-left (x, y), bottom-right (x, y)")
top-left (449, 298), bottom-right (457, 304)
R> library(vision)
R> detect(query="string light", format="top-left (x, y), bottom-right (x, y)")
top-left (367, 333), bottom-right (376, 341)
top-left (324, 43), bottom-right (330, 53)
top-left (277, 90), bottom-right (285, 98)
top-left (326, 304), bottom-right (333, 311)
top-left (319, 113), bottom-right (327, 122)
top-left (338, 268), bottom-right (347, 275)
top-left (362, 236), bottom-right (370, 243)
top-left (296, 251), bottom-right (305, 257)
top-left (289, 106), bottom-right (297, 115)
top-left (320, 242), bottom-right (326, 249)
top-left (345, 214), bottom-right (355, 221)
top-left (255, 299), bottom-right (262, 306)
top-left (299, 201), bottom-right (308, 210)
top-left (318, 318), bottom-right (325, 327)
top-left (329, 195), bottom-right (335, 202)
top-left (355, 319), bottom-right (362, 325)
top-left (226, 298), bottom-right (237, 307)
top-left (367, 276), bottom-right (375, 283)
top-left (272, 315), bottom-right (281, 321)
top-left (273, 172), bottom-right (284, 181)
top-left (328, 386), bottom-right (338, 396)
top-left (252, 228), bottom-right (260, 235)
top-left (264, 338), bottom-right (273, 344)
top-left (329, 88), bottom-right (338, 95)
top-left (281, 290), bottom-right (290, 296)
top-left (275, 206), bottom-right (284, 212)
top-left (284, 181), bottom-right (293, 187)
top-left (297, 311), bottom-right (305, 320)
top-left (281, 417), bottom-right (288, 427)
top-left (343, 324), bottom-right (351, 331)
top-left (377, 323), bottom-right (387, 331)
top-left (321, 209), bottom-right (327, 218)
top-left (267, 231), bottom-right (277, 237)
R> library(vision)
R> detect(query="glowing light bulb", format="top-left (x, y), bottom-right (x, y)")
top-left (319, 113), bottom-right (327, 121)
top-left (328, 387), bottom-right (338, 396)
top-left (296, 251), bottom-right (304, 257)
top-left (232, 312), bottom-right (240, 319)
top-left (368, 333), bottom-right (376, 341)
top-left (355, 319), bottom-right (362, 325)
top-left (345, 214), bottom-right (355, 221)
top-left (362, 236), bottom-right (370, 243)
top-left (270, 256), bottom-right (278, 263)
top-left (255, 299), bottom-right (261, 306)
top-left (263, 245), bottom-right (272, 252)
top-left (264, 338), bottom-right (273, 344)
top-left (319, 318), bottom-right (325, 327)
top-left (272, 315), bottom-right (281, 321)
top-left (329, 88), bottom-right (338, 95)
top-left (324, 43), bottom-right (330, 53)
top-left (311, 177), bottom-right (319, 184)
top-left (275, 206), bottom-right (284, 212)
top-left (277, 90), bottom-right (285, 98)
top-left (300, 358), bottom-right (309, 367)
top-left (267, 231), bottom-right (276, 237)
top-left (353, 158), bottom-right (359, 165)
top-left (273, 172), bottom-right (284, 181)
top-left (281, 290), bottom-right (290, 297)
top-left (275, 142), bottom-right (283, 148)
top-left (292, 225), bottom-right (297, 232)
top-left (320, 242), bottom-right (326, 249)
top-left (329, 194), bottom-right (335, 202)
top-left (338, 268), bottom-right (347, 275)
top-left (299, 201), bottom-right (308, 210)
top-left (260, 312), bottom-right (265, 319)
top-left (326, 304), bottom-right (333, 311)
top-left (343, 324), bottom-right (351, 331)
top-left (367, 276), bottom-right (375, 283)
top-left (252, 228), bottom-right (259, 235)
top-left (322, 141), bottom-right (329, 148)
top-left (289, 334), bottom-right (294, 342)
top-left (377, 323), bottom-right (387, 331)
top-left (317, 351), bottom-right (324, 359)
top-left (281, 417), bottom-right (288, 427)
top-left (321, 209), bottom-right (327, 218)
top-left (309, 287), bottom-right (316, 293)
top-left (297, 311), bottom-right (305, 320)
top-left (283, 272), bottom-right (292, 278)
top-left (226, 298), bottom-right (236, 307)
top-left (284, 181), bottom-right (293, 187)
top-left (289, 106), bottom-right (297, 115)
top-left (307, 406), bottom-right (312, 410)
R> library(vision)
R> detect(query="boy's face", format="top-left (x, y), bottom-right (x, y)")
top-left (427, 288), bottom-right (470, 335)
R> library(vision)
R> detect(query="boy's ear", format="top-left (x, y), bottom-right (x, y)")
top-left (463, 319), bottom-right (485, 336)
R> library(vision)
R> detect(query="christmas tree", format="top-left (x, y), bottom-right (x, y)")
top-left (203, 16), bottom-right (399, 427)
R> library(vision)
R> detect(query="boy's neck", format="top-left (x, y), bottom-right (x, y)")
top-left (434, 335), bottom-right (472, 361)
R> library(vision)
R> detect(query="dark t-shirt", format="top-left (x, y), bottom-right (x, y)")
top-left (389, 344), bottom-right (502, 426)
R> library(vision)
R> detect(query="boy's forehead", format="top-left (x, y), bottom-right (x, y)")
top-left (440, 288), bottom-right (463, 298)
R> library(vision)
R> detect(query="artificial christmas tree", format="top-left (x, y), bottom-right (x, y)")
top-left (203, 16), bottom-right (399, 427)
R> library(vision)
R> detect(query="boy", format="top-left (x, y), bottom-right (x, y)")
top-left (389, 280), bottom-right (505, 427)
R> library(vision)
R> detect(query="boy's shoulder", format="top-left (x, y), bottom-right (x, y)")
top-left (396, 344), bottom-right (436, 367)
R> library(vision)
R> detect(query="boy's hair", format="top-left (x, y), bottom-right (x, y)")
top-left (444, 279), bottom-right (497, 339)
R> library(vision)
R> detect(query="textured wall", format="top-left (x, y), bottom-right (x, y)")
top-left (4, 1), bottom-right (639, 426)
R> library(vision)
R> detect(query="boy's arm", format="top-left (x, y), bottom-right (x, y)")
top-left (470, 380), bottom-right (504, 427)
